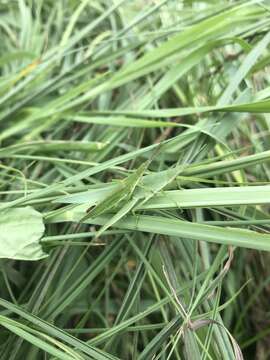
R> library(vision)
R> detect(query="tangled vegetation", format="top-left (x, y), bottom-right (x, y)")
top-left (0, 1), bottom-right (270, 359)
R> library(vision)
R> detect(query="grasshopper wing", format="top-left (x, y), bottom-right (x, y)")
top-left (79, 185), bottom-right (126, 223)
top-left (95, 197), bottom-right (139, 237)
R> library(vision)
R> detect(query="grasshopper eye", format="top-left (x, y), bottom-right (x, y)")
top-left (86, 206), bottom-right (95, 213)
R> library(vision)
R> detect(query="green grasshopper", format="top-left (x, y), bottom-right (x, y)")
top-left (80, 161), bottom-right (149, 220)
top-left (79, 140), bottom-right (203, 236)
top-left (78, 143), bottom-right (162, 236)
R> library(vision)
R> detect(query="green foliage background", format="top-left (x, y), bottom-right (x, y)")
top-left (0, 0), bottom-right (270, 359)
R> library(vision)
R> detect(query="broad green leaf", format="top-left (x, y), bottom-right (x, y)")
top-left (0, 207), bottom-right (47, 260)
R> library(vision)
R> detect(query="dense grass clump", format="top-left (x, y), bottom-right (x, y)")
top-left (0, 1), bottom-right (270, 359)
